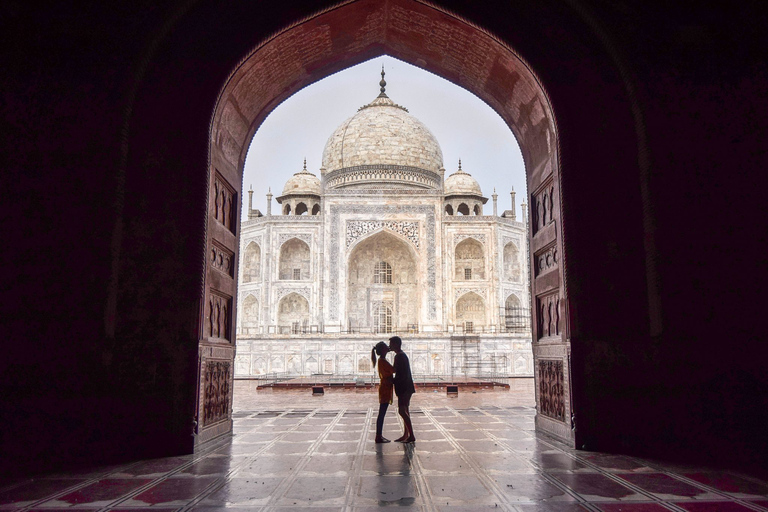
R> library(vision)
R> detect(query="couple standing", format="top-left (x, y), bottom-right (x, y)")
top-left (371, 336), bottom-right (416, 443)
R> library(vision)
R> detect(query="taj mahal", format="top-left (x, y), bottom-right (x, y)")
top-left (235, 71), bottom-right (533, 379)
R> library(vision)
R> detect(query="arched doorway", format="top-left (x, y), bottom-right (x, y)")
top-left (346, 231), bottom-right (419, 333)
top-left (205, 0), bottom-right (571, 447)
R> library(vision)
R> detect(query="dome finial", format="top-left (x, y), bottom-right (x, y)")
top-left (303, 157), bottom-right (307, 171)
top-left (458, 158), bottom-right (462, 172)
top-left (378, 65), bottom-right (387, 97)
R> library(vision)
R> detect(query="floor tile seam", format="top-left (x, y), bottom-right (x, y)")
top-left (180, 408), bottom-right (333, 512)
top-left (422, 408), bottom-right (515, 510)
top-left (534, 471), bottom-right (611, 512)
top-left (405, 437), bottom-right (437, 512)
top-left (738, 501), bottom-right (768, 512)
top-left (483, 423), bottom-right (674, 505)
top-left (625, 456), bottom-right (768, 506)
top-left (470, 406), bottom-right (683, 505)
top-left (169, 409), bottom-right (330, 512)
top-left (341, 406), bottom-right (374, 512)
top-left (12, 455), bottom-right (195, 512)
top-left (450, 406), bottom-right (622, 512)
top-left (261, 408), bottom-right (348, 509)
top-left (461, 406), bottom-right (559, 475)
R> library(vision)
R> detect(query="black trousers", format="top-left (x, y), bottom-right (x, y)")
top-left (376, 402), bottom-right (389, 437)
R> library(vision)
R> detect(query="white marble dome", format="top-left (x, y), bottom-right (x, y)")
top-left (444, 162), bottom-right (483, 196)
top-left (321, 95), bottom-right (444, 174)
top-left (281, 161), bottom-right (321, 196)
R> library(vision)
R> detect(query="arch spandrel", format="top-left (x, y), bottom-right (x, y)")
top-left (346, 226), bottom-right (420, 258)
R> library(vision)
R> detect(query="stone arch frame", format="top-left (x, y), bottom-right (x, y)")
top-left (276, 292), bottom-right (310, 331)
top-left (505, 292), bottom-right (522, 308)
top-left (445, 204), bottom-right (453, 216)
top-left (454, 237), bottom-right (485, 281)
top-left (283, 203), bottom-right (291, 215)
top-left (295, 202), bottom-right (308, 215)
top-left (457, 203), bottom-right (470, 216)
top-left (278, 237), bottom-right (310, 281)
top-left (346, 228), bottom-right (420, 331)
top-left (311, 203), bottom-right (321, 215)
top-left (243, 241), bottom-right (261, 283)
top-left (455, 291), bottom-right (487, 330)
top-left (241, 293), bottom-right (259, 332)
top-left (503, 241), bottom-right (522, 282)
top-left (197, 0), bottom-right (654, 448)
top-left (473, 204), bottom-right (482, 215)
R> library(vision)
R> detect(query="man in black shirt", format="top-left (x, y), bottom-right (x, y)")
top-left (389, 336), bottom-right (415, 443)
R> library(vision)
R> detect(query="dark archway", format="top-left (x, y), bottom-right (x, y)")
top-left (2, 0), bottom-right (672, 477)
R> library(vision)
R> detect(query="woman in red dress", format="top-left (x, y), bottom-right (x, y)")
top-left (371, 341), bottom-right (394, 443)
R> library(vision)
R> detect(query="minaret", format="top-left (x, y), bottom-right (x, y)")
top-left (492, 188), bottom-right (498, 216)
top-left (521, 201), bottom-right (528, 225)
top-left (510, 187), bottom-right (517, 221)
top-left (247, 185), bottom-right (253, 220)
top-left (266, 188), bottom-right (273, 216)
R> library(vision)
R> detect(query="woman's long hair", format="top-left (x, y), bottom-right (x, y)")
top-left (371, 341), bottom-right (388, 370)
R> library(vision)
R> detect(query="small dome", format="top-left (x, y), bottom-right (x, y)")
top-left (281, 160), bottom-right (321, 197)
top-left (444, 160), bottom-right (483, 196)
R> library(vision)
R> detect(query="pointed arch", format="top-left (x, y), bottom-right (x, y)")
top-left (279, 237), bottom-right (310, 280)
top-left (455, 238), bottom-right (485, 280)
top-left (504, 241), bottom-right (521, 282)
top-left (241, 293), bottom-right (259, 333)
top-left (456, 291), bottom-right (486, 332)
top-left (347, 230), bottom-right (419, 331)
top-left (276, 292), bottom-right (309, 333)
top-left (243, 241), bottom-right (261, 282)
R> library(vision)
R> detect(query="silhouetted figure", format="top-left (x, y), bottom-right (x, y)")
top-left (389, 336), bottom-right (416, 442)
top-left (371, 341), bottom-right (394, 443)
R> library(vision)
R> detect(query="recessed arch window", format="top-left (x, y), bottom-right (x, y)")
top-left (243, 242), bottom-right (261, 282)
top-left (445, 204), bottom-right (454, 215)
top-left (455, 238), bottom-right (485, 280)
top-left (279, 238), bottom-right (310, 280)
top-left (311, 204), bottom-right (320, 215)
top-left (373, 261), bottom-right (392, 284)
top-left (473, 204), bottom-right (482, 215)
top-left (373, 303), bottom-right (393, 334)
top-left (283, 203), bottom-right (291, 215)
top-left (295, 202), bottom-right (308, 215)
top-left (457, 203), bottom-right (470, 215)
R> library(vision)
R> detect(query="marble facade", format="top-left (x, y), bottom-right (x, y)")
top-left (236, 76), bottom-right (532, 378)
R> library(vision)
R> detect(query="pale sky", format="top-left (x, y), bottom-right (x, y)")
top-left (242, 55), bottom-right (526, 219)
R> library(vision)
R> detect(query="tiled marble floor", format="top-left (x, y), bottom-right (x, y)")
top-left (2, 381), bottom-right (767, 511)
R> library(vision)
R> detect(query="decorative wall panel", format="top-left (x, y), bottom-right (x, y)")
top-left (208, 291), bottom-right (232, 340)
top-left (538, 359), bottom-right (565, 422)
top-left (536, 291), bottom-right (561, 339)
top-left (211, 242), bottom-right (234, 277)
top-left (534, 243), bottom-right (558, 277)
top-left (532, 179), bottom-right (555, 234)
top-left (213, 173), bottom-right (237, 233)
top-left (203, 360), bottom-right (231, 426)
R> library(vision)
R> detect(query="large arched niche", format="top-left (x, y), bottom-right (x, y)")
top-left (346, 230), bottom-right (419, 332)
top-left (207, 0), bottom-right (572, 445)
